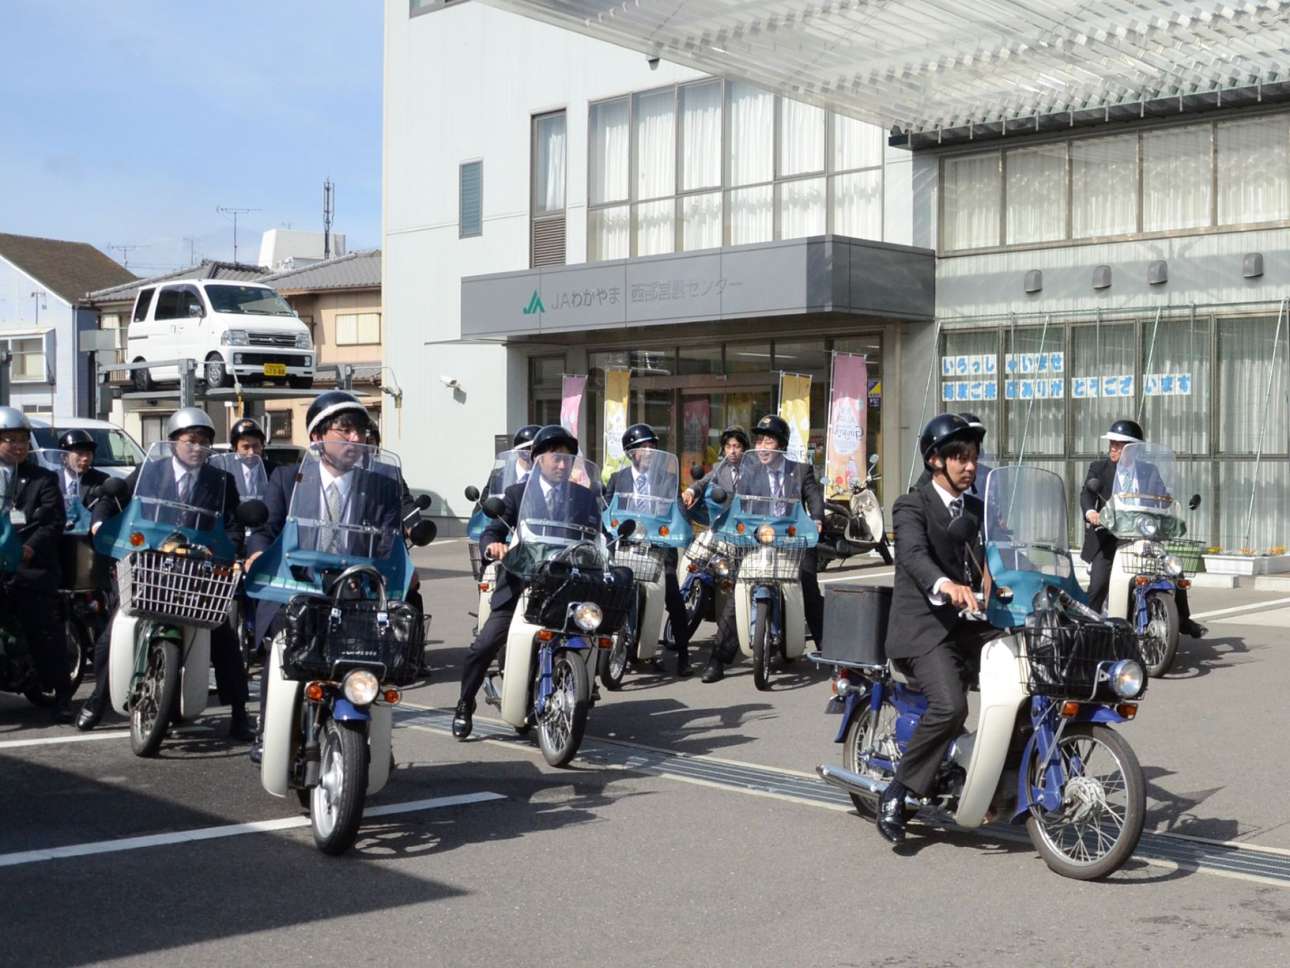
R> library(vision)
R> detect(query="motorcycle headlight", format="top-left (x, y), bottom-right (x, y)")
top-left (342, 669), bottom-right (380, 706)
top-left (572, 601), bottom-right (603, 631)
top-left (1108, 659), bottom-right (1145, 699)
top-left (1137, 516), bottom-right (1161, 538)
top-left (1164, 555), bottom-right (1184, 577)
top-left (755, 524), bottom-right (776, 545)
top-left (220, 329), bottom-right (249, 346)
top-left (711, 555), bottom-right (731, 577)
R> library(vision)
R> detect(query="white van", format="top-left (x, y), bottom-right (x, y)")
top-left (27, 417), bottom-right (146, 480)
top-left (127, 280), bottom-right (314, 391)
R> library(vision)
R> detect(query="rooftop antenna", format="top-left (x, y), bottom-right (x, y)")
top-left (107, 243), bottom-right (144, 270)
top-left (216, 205), bottom-right (260, 264)
top-left (182, 237), bottom-right (198, 266)
top-left (323, 178), bottom-right (335, 259)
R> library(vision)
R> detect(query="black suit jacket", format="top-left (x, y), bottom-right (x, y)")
top-left (94, 461), bottom-right (244, 554)
top-left (6, 461), bottom-right (65, 588)
top-left (738, 457), bottom-right (825, 520)
top-left (59, 466), bottom-right (110, 503)
top-left (885, 482), bottom-right (985, 659)
top-left (1079, 458), bottom-right (1116, 563)
top-left (248, 462), bottom-right (403, 559)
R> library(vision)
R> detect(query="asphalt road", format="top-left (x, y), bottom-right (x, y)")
top-left (3, 540), bottom-right (1289, 968)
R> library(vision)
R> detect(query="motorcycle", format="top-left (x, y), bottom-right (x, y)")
top-left (245, 442), bottom-right (435, 855)
top-left (463, 448), bottom-right (533, 636)
top-left (816, 464), bottom-right (1148, 880)
top-left (817, 453), bottom-right (892, 568)
top-left (663, 464), bottom-right (735, 651)
top-left (1090, 442), bottom-right (1200, 677)
top-left (477, 453), bottom-right (634, 766)
top-left (598, 449), bottom-right (690, 688)
top-left (709, 448), bottom-right (820, 690)
top-left (212, 452), bottom-right (271, 668)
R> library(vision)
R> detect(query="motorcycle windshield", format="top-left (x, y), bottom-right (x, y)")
top-left (1112, 442), bottom-right (1179, 516)
top-left (730, 449), bottom-right (804, 520)
top-left (609, 449), bottom-right (679, 521)
top-left (0, 464), bottom-right (12, 514)
top-left (284, 442), bottom-right (403, 561)
top-left (211, 452), bottom-right (270, 500)
top-left (481, 448), bottom-right (534, 498)
top-left (131, 441), bottom-right (228, 532)
top-left (508, 453), bottom-right (605, 578)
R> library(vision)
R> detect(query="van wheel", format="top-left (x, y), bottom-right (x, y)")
top-left (131, 360), bottom-right (153, 392)
top-left (204, 355), bottom-right (230, 389)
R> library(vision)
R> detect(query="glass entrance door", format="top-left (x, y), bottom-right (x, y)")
top-left (679, 388), bottom-right (775, 480)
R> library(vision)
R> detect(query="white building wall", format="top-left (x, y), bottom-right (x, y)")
top-left (0, 258), bottom-right (77, 417)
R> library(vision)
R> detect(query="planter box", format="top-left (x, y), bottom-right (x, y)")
top-left (1202, 554), bottom-right (1290, 576)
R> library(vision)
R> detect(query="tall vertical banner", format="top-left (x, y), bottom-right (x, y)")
top-left (560, 374), bottom-right (587, 436)
top-left (825, 352), bottom-right (868, 498)
top-left (778, 372), bottom-right (812, 463)
top-left (602, 368), bottom-right (631, 480)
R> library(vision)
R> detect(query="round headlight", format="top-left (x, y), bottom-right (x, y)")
top-left (1108, 659), bottom-right (1145, 699)
top-left (1164, 555), bottom-right (1184, 577)
top-left (342, 669), bottom-right (380, 706)
top-left (573, 601), bottom-right (603, 631)
top-left (1137, 516), bottom-right (1161, 538)
top-left (755, 523), bottom-right (776, 545)
top-left (711, 555), bottom-right (731, 577)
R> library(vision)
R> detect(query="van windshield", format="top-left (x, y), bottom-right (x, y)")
top-left (205, 285), bottom-right (295, 316)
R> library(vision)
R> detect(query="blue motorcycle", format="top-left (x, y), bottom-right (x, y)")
top-left (816, 465), bottom-right (1148, 880)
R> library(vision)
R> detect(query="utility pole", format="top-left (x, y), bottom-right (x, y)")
top-left (216, 205), bottom-right (260, 264)
top-left (107, 243), bottom-right (144, 269)
top-left (322, 178), bottom-right (334, 259)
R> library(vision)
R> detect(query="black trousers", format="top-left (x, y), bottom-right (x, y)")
top-left (1087, 549), bottom-right (1193, 623)
top-left (660, 571), bottom-right (689, 663)
top-left (10, 587), bottom-right (72, 701)
top-left (459, 598), bottom-right (518, 708)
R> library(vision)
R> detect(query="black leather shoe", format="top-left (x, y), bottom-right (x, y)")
top-left (228, 706), bottom-right (255, 743)
top-left (1182, 620), bottom-right (1207, 638)
top-left (51, 699), bottom-right (74, 725)
top-left (676, 657), bottom-right (693, 678)
top-left (249, 741), bottom-right (263, 765)
top-left (876, 783), bottom-right (908, 845)
top-left (75, 703), bottom-right (103, 732)
top-left (700, 660), bottom-right (724, 683)
top-left (452, 700), bottom-right (473, 740)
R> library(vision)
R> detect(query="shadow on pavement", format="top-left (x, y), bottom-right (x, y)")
top-left (1142, 764), bottom-right (1241, 842)
top-left (1162, 634), bottom-right (1252, 680)
top-left (590, 696), bottom-right (776, 757)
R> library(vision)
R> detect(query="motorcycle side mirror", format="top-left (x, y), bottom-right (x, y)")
top-left (463, 485), bottom-right (480, 502)
top-left (708, 486), bottom-right (728, 504)
top-left (616, 519), bottom-right (637, 539)
top-left (1084, 476), bottom-right (1101, 494)
top-left (101, 477), bottom-right (129, 502)
top-left (480, 496), bottom-right (506, 519)
top-left (947, 514), bottom-right (980, 544)
top-left (689, 463), bottom-right (704, 482)
top-left (868, 453), bottom-right (880, 466)
top-left (413, 493), bottom-right (432, 511)
top-left (235, 499), bottom-right (269, 528)
top-left (1188, 494), bottom-right (1202, 511)
top-left (409, 518), bottom-right (437, 546)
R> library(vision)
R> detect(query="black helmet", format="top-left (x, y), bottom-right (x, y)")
top-left (622, 423), bottom-right (659, 453)
top-left (306, 390), bottom-right (369, 437)
top-left (512, 424), bottom-right (541, 449)
top-left (959, 412), bottom-right (987, 437)
top-left (229, 417), bottom-right (266, 447)
top-left (719, 425), bottom-right (750, 450)
top-left (58, 429), bottom-right (97, 452)
top-left (531, 424), bottom-right (578, 458)
top-left (1103, 419), bottom-right (1144, 443)
top-left (919, 413), bottom-right (985, 465)
top-left (752, 414), bottom-right (791, 449)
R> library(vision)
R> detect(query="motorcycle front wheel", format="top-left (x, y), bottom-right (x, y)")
top-left (1141, 592), bottom-right (1180, 677)
top-left (751, 600), bottom-right (771, 691)
top-left (599, 601), bottom-right (637, 691)
top-left (130, 639), bottom-right (181, 757)
top-left (666, 579), bottom-right (707, 647)
top-left (1025, 723), bottom-right (1145, 880)
top-left (64, 615), bottom-right (90, 693)
top-left (311, 718), bottom-right (369, 855)
top-left (538, 650), bottom-right (590, 767)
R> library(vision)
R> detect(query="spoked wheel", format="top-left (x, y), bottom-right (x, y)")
top-left (841, 696), bottom-right (898, 817)
top-left (665, 579), bottom-right (707, 649)
top-left (311, 718), bottom-right (369, 855)
top-left (751, 600), bottom-right (771, 691)
top-left (1025, 723), bottom-right (1145, 880)
top-left (1140, 592), bottom-right (1180, 677)
top-left (64, 616), bottom-right (90, 693)
top-left (598, 604), bottom-right (637, 691)
top-left (130, 639), bottom-right (181, 757)
top-left (537, 650), bottom-right (590, 767)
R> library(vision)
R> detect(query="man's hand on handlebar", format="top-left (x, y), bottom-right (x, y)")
top-left (1085, 509), bottom-right (1100, 527)
top-left (680, 490), bottom-right (696, 509)
top-left (942, 581), bottom-right (978, 612)
top-left (486, 542), bottom-right (507, 560)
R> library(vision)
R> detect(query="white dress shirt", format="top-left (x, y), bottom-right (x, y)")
top-left (928, 479), bottom-right (967, 606)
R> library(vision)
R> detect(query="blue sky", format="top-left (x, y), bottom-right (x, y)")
top-left (0, 0), bottom-right (383, 275)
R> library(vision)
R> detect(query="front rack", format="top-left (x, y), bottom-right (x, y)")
top-left (611, 542), bottom-right (666, 583)
top-left (117, 550), bottom-right (239, 630)
top-left (728, 539), bottom-right (812, 583)
top-left (1022, 615), bottom-right (1144, 700)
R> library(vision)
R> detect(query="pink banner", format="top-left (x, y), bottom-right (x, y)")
top-left (560, 374), bottom-right (587, 436)
top-left (825, 353), bottom-right (868, 496)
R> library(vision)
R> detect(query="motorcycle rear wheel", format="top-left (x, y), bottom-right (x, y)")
top-left (599, 600), bottom-right (637, 691)
top-left (841, 697), bottom-right (898, 817)
top-left (130, 639), bottom-right (181, 758)
top-left (1141, 592), bottom-right (1180, 677)
top-left (667, 579), bottom-right (707, 646)
top-left (538, 651), bottom-right (590, 767)
top-left (751, 600), bottom-right (771, 691)
top-left (311, 718), bottom-right (369, 855)
top-left (1025, 723), bottom-right (1145, 880)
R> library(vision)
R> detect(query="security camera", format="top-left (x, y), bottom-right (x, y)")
top-left (440, 375), bottom-right (461, 390)
top-left (647, 54), bottom-right (660, 70)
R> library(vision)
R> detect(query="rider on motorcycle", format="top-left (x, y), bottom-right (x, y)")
top-left (877, 413), bottom-right (999, 845)
top-left (54, 430), bottom-right (110, 515)
top-left (681, 425), bottom-right (749, 510)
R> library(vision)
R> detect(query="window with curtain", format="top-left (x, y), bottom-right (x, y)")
top-left (939, 331), bottom-right (1000, 457)
top-left (1139, 315), bottom-right (1212, 455)
top-left (727, 82), bottom-right (774, 187)
top-left (634, 89), bottom-right (675, 201)
top-left (682, 192), bottom-right (722, 251)
top-left (589, 99), bottom-right (629, 206)
top-left (1217, 116), bottom-right (1290, 225)
top-left (1069, 322), bottom-right (1135, 456)
top-left (1142, 124), bottom-right (1212, 232)
top-left (729, 185), bottom-right (773, 245)
top-left (589, 206), bottom-right (629, 261)
top-left (780, 100), bottom-right (824, 177)
top-left (1006, 144), bottom-right (1067, 244)
top-left (532, 111), bottom-right (566, 214)
top-left (833, 169), bottom-right (882, 239)
top-left (680, 81), bottom-right (722, 191)
top-left (1004, 326), bottom-right (1065, 457)
top-left (1217, 460), bottom-right (1290, 551)
top-left (1071, 134), bottom-right (1137, 238)
top-left (942, 153), bottom-right (1000, 250)
top-left (1218, 315), bottom-right (1290, 455)
top-left (779, 178), bottom-right (826, 239)
top-left (834, 114), bottom-right (883, 171)
top-left (635, 199), bottom-right (675, 256)
top-left (335, 312), bottom-right (381, 346)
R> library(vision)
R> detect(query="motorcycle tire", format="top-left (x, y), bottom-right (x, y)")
top-left (751, 600), bottom-right (771, 691)
top-left (130, 639), bottom-right (181, 758)
top-left (597, 634), bottom-right (629, 691)
top-left (1025, 723), bottom-right (1145, 881)
top-left (537, 650), bottom-right (590, 768)
top-left (877, 536), bottom-right (893, 566)
top-left (311, 718), bottom-right (369, 856)
top-left (22, 683), bottom-right (58, 707)
top-left (841, 697), bottom-right (896, 817)
top-left (64, 616), bottom-right (90, 694)
top-left (1141, 592), bottom-right (1180, 677)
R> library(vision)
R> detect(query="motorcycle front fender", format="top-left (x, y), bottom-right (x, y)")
top-left (331, 697), bottom-right (372, 722)
top-left (1133, 580), bottom-right (1177, 631)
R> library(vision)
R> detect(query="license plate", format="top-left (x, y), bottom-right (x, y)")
top-left (263, 364), bottom-right (287, 377)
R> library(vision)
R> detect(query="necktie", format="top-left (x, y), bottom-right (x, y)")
top-left (325, 483), bottom-right (344, 553)
top-left (948, 496), bottom-right (973, 584)
top-left (635, 473), bottom-right (647, 495)
top-left (177, 472), bottom-right (192, 506)
top-left (68, 476), bottom-right (78, 498)
top-left (546, 485), bottom-right (559, 520)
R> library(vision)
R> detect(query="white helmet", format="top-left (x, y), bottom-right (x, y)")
top-left (0, 406), bottom-right (31, 433)
top-left (166, 407), bottom-right (216, 440)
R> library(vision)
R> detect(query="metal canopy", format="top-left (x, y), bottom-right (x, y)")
top-left (484, 0), bottom-right (1290, 139)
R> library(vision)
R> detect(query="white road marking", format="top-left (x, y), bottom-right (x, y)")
top-left (1192, 595), bottom-right (1290, 621)
top-left (0, 730), bottom-right (130, 751)
top-left (818, 569), bottom-right (894, 585)
top-left (0, 792), bottom-right (505, 868)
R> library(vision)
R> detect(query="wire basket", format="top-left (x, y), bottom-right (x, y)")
top-left (1117, 550), bottom-right (1176, 578)
top-left (468, 543), bottom-right (485, 582)
top-left (1022, 616), bottom-right (1143, 700)
top-left (731, 540), bottom-right (811, 583)
top-left (611, 542), bottom-right (666, 583)
top-left (116, 550), bottom-right (239, 629)
top-left (685, 531), bottom-right (738, 571)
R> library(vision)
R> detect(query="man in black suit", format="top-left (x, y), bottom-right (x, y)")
top-left (1080, 419), bottom-right (1204, 636)
top-left (877, 413), bottom-right (1000, 845)
top-left (453, 424), bottom-right (601, 739)
top-left (605, 423), bottom-right (691, 677)
top-left (54, 429), bottom-right (110, 521)
top-left (681, 425), bottom-right (749, 511)
top-left (226, 417), bottom-right (273, 499)
top-left (0, 407), bottom-right (72, 722)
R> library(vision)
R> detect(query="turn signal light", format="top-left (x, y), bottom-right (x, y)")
top-left (688, 563), bottom-right (699, 573)
top-left (787, 526), bottom-right (797, 537)
top-left (383, 688), bottom-right (402, 704)
top-left (304, 682), bottom-right (325, 702)
top-left (1134, 576), bottom-right (1151, 586)
top-left (1177, 579), bottom-right (1191, 589)
top-left (658, 525), bottom-right (669, 536)
top-left (536, 629), bottom-right (556, 641)
top-left (610, 518), bottom-right (619, 528)
top-left (736, 522), bottom-right (746, 534)
top-left (479, 582), bottom-right (491, 592)
top-left (1116, 703), bottom-right (1138, 720)
top-left (597, 636), bottom-right (613, 649)
top-left (129, 531), bottom-right (146, 548)
top-left (1060, 701), bottom-right (1081, 718)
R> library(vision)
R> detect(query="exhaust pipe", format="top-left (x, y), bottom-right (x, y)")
top-left (817, 764), bottom-right (924, 810)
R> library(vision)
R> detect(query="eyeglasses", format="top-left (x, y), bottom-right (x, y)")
top-left (174, 435), bottom-right (210, 446)
top-left (0, 434), bottom-right (29, 446)
top-left (324, 426), bottom-right (366, 441)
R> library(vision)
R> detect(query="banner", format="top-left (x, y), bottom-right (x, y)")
top-left (602, 367), bottom-right (631, 479)
top-left (825, 352), bottom-right (868, 498)
top-left (778, 372), bottom-right (812, 463)
top-left (560, 374), bottom-right (587, 436)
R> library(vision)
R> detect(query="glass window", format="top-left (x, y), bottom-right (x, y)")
top-left (589, 206), bottom-right (629, 261)
top-left (833, 114), bottom-right (883, 171)
top-left (206, 285), bottom-right (293, 316)
top-left (8, 336), bottom-right (46, 382)
top-left (942, 153), bottom-right (1000, 250)
top-left (1006, 144), bottom-right (1067, 244)
top-left (677, 345), bottom-right (722, 375)
top-left (680, 81), bottom-right (722, 191)
top-left (727, 82), bottom-right (774, 187)
top-left (1217, 115), bottom-right (1290, 225)
top-left (529, 354), bottom-right (565, 427)
top-left (1071, 134), bottom-right (1137, 238)
top-left (459, 160), bottom-right (483, 238)
top-left (938, 331), bottom-right (1000, 459)
top-left (729, 185), bottom-right (773, 245)
top-left (774, 340), bottom-right (829, 378)
top-left (1216, 460), bottom-right (1290, 552)
top-left (1004, 326), bottom-right (1065, 457)
top-left (726, 341), bottom-right (771, 374)
top-left (154, 287), bottom-right (183, 321)
top-left (634, 89), bottom-right (675, 201)
top-left (1069, 323), bottom-right (1135, 456)
top-left (589, 99), bottom-right (629, 205)
top-left (780, 99), bottom-right (825, 177)
top-left (532, 111), bottom-right (566, 215)
top-left (779, 177), bottom-right (826, 239)
top-left (1139, 315), bottom-right (1211, 455)
top-left (132, 288), bottom-right (155, 322)
top-left (833, 170), bottom-right (882, 239)
top-left (681, 192), bottom-right (722, 251)
top-left (635, 199), bottom-right (675, 256)
top-left (1218, 314), bottom-right (1289, 455)
top-left (1143, 124), bottom-right (1212, 232)
top-left (336, 313), bottom-right (381, 346)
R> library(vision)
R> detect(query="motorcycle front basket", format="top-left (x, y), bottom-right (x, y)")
top-left (1116, 549), bottom-right (1174, 579)
top-left (610, 542), bottom-right (666, 583)
top-left (280, 595), bottom-right (422, 686)
top-left (116, 550), bottom-right (238, 629)
top-left (730, 538), bottom-right (811, 583)
top-left (522, 560), bottom-right (635, 634)
top-left (1021, 613), bottom-right (1144, 700)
